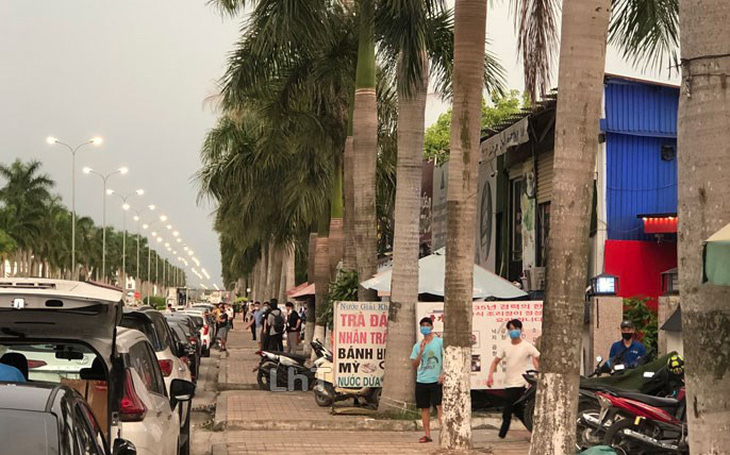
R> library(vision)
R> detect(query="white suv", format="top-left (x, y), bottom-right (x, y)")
top-left (120, 308), bottom-right (194, 455)
top-left (180, 309), bottom-right (212, 357)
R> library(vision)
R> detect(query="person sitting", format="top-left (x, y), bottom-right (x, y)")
top-left (0, 353), bottom-right (27, 382)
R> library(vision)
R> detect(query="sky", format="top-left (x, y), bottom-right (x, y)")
top-left (0, 1), bottom-right (677, 288)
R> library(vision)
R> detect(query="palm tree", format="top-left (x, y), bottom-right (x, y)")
top-left (676, 3), bottom-right (730, 452)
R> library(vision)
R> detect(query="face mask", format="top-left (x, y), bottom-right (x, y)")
top-left (420, 326), bottom-right (432, 336)
top-left (508, 329), bottom-right (521, 340)
top-left (622, 333), bottom-right (633, 341)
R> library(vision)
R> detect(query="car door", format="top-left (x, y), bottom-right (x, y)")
top-left (129, 341), bottom-right (179, 455)
top-left (74, 401), bottom-right (107, 455)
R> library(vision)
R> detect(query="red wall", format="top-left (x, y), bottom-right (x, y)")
top-left (603, 240), bottom-right (677, 311)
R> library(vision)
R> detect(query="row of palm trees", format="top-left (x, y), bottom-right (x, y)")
top-left (0, 159), bottom-right (185, 290)
top-left (199, 0), bottom-right (728, 452)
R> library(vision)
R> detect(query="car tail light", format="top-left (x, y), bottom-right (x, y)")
top-left (120, 370), bottom-right (147, 422)
top-left (188, 336), bottom-right (198, 345)
top-left (27, 360), bottom-right (47, 369)
top-left (203, 325), bottom-right (209, 336)
top-left (158, 359), bottom-right (173, 377)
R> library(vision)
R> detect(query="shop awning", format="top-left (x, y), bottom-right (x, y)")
top-left (704, 222), bottom-right (730, 286)
top-left (287, 282), bottom-right (315, 298)
top-left (360, 249), bottom-right (527, 300)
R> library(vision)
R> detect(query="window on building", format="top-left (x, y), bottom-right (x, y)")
top-left (510, 178), bottom-right (523, 263)
top-left (537, 202), bottom-right (551, 267)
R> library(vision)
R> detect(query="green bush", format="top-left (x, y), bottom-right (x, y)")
top-left (143, 296), bottom-right (167, 311)
top-left (624, 296), bottom-right (658, 360)
top-left (321, 270), bottom-right (359, 329)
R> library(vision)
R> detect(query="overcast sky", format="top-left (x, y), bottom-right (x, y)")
top-left (0, 1), bottom-right (676, 288)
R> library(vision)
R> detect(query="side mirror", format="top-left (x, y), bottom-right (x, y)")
top-left (113, 439), bottom-right (137, 455)
top-left (170, 378), bottom-right (196, 409)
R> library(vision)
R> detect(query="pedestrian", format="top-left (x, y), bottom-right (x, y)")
top-left (285, 301), bottom-right (301, 353)
top-left (298, 300), bottom-right (308, 341)
top-left (487, 319), bottom-right (540, 439)
top-left (266, 298), bottom-right (285, 352)
top-left (259, 301), bottom-right (271, 350)
top-left (410, 317), bottom-right (443, 443)
top-left (225, 304), bottom-right (235, 330)
top-left (216, 304), bottom-right (230, 352)
top-left (608, 320), bottom-right (647, 369)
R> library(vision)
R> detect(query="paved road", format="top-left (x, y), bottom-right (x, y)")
top-left (191, 327), bottom-right (531, 455)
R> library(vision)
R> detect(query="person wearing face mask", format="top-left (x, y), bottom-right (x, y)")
top-left (410, 317), bottom-right (443, 443)
top-left (486, 319), bottom-right (540, 439)
top-left (608, 320), bottom-right (647, 369)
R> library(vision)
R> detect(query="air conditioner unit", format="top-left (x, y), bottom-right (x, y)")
top-left (525, 267), bottom-right (546, 291)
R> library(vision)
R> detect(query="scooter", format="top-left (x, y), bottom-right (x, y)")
top-left (255, 348), bottom-right (315, 391)
top-left (596, 389), bottom-right (688, 455)
top-left (310, 339), bottom-right (381, 408)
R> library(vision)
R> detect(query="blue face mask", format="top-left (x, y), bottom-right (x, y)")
top-left (508, 329), bottom-right (521, 340)
top-left (420, 326), bottom-right (432, 336)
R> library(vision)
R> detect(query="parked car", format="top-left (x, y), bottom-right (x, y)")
top-left (166, 317), bottom-right (200, 382)
top-left (120, 308), bottom-right (194, 455)
top-left (0, 278), bottom-right (192, 455)
top-left (0, 382), bottom-right (137, 455)
top-left (117, 327), bottom-right (195, 455)
top-left (179, 309), bottom-right (213, 357)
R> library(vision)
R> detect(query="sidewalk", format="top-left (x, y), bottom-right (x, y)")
top-left (203, 325), bottom-right (531, 455)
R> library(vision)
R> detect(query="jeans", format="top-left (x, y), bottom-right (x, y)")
top-left (500, 387), bottom-right (526, 438)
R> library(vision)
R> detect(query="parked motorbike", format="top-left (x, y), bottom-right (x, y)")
top-left (311, 339), bottom-right (381, 408)
top-left (596, 389), bottom-right (688, 455)
top-left (255, 348), bottom-right (315, 391)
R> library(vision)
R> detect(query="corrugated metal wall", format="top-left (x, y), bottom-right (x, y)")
top-left (605, 79), bottom-right (679, 241)
top-left (537, 151), bottom-right (553, 204)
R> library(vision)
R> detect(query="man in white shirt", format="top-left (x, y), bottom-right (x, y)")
top-left (487, 318), bottom-right (540, 438)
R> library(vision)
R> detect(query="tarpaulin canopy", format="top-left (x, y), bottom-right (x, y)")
top-left (287, 282), bottom-right (315, 298)
top-left (360, 249), bottom-right (527, 300)
top-left (704, 222), bottom-right (730, 286)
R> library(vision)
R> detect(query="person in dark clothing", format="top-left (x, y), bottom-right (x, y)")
top-left (285, 301), bottom-right (301, 353)
top-left (265, 299), bottom-right (285, 352)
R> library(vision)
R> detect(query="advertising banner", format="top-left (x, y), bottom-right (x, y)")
top-left (415, 301), bottom-right (543, 389)
top-left (333, 301), bottom-right (389, 388)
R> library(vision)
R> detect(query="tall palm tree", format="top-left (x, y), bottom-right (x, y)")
top-left (677, 2), bottom-right (730, 452)
top-left (439, 0), bottom-right (490, 448)
top-left (527, 0), bottom-right (611, 453)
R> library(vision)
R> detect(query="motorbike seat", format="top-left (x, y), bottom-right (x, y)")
top-left (620, 392), bottom-right (679, 408)
top-left (272, 351), bottom-right (309, 363)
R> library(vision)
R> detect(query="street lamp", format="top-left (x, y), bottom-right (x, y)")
top-left (131, 204), bottom-right (155, 289)
top-left (142, 214), bottom-right (167, 299)
top-left (83, 166), bottom-right (128, 280)
top-left (47, 136), bottom-right (103, 279)
top-left (109, 189), bottom-right (144, 288)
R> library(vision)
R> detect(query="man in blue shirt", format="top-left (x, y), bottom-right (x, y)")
top-left (608, 320), bottom-right (647, 369)
top-left (410, 317), bottom-right (443, 443)
top-left (0, 362), bottom-right (26, 383)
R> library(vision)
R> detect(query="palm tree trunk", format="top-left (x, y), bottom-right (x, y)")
top-left (313, 235), bottom-right (330, 349)
top-left (441, 0), bottom-right (488, 449)
top-left (677, 3), bottom-right (730, 452)
top-left (529, 0), bottom-right (610, 453)
top-left (329, 156), bottom-right (345, 278)
top-left (343, 114), bottom-right (357, 271)
top-left (352, 0), bottom-right (378, 299)
top-left (307, 232), bottom-right (318, 285)
top-left (380, 51), bottom-right (429, 414)
top-left (265, 240), bottom-right (276, 301)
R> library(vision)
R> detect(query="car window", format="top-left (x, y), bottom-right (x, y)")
top-left (148, 313), bottom-right (171, 351)
top-left (74, 405), bottom-right (105, 455)
top-left (120, 316), bottom-right (162, 351)
top-left (128, 342), bottom-right (166, 396)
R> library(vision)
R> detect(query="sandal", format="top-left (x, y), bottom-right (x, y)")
top-left (418, 436), bottom-right (433, 443)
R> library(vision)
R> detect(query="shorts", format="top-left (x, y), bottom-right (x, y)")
top-left (415, 382), bottom-right (442, 409)
top-left (217, 326), bottom-right (229, 341)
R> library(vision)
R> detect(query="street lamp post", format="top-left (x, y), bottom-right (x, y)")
top-left (47, 136), bottom-right (103, 279)
top-left (109, 189), bottom-right (144, 288)
top-left (132, 205), bottom-right (155, 288)
top-left (142, 214), bottom-right (167, 301)
top-left (83, 166), bottom-right (128, 281)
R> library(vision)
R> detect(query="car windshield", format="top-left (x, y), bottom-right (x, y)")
top-left (0, 342), bottom-right (100, 383)
top-left (0, 409), bottom-right (58, 454)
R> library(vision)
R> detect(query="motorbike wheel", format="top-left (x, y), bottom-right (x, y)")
top-left (603, 418), bottom-right (659, 455)
top-left (522, 398), bottom-right (535, 432)
top-left (257, 362), bottom-right (276, 391)
top-left (314, 380), bottom-right (335, 407)
top-left (575, 398), bottom-right (602, 450)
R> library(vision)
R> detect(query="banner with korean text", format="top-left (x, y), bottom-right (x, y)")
top-left (333, 301), bottom-right (389, 388)
top-left (415, 301), bottom-right (543, 389)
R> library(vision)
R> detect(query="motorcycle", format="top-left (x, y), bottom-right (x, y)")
top-left (596, 389), bottom-right (688, 455)
top-left (311, 339), bottom-right (381, 408)
top-left (255, 348), bottom-right (315, 391)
